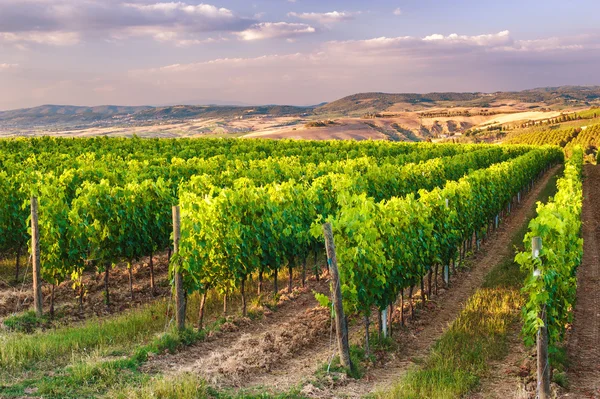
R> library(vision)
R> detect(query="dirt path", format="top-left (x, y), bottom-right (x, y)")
top-left (141, 165), bottom-right (561, 398)
top-left (562, 164), bottom-right (600, 398)
top-left (142, 281), bottom-right (331, 388)
top-left (468, 324), bottom-right (532, 399)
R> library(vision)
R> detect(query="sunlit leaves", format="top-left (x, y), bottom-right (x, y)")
top-left (517, 148), bottom-right (583, 348)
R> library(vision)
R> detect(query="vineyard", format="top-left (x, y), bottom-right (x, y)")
top-left (0, 138), bottom-right (596, 398)
top-left (506, 121), bottom-right (600, 163)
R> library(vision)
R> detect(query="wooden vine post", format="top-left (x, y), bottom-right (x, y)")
top-left (31, 197), bottom-right (43, 317)
top-left (322, 222), bottom-right (353, 370)
top-left (173, 205), bottom-right (186, 331)
top-left (443, 198), bottom-right (450, 285)
top-left (532, 236), bottom-right (550, 399)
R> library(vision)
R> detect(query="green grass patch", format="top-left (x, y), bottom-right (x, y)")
top-left (0, 299), bottom-right (171, 373)
top-left (0, 320), bottom-right (225, 398)
top-left (313, 344), bottom-right (369, 384)
top-left (207, 386), bottom-right (306, 399)
top-left (2, 311), bottom-right (53, 333)
top-left (107, 373), bottom-right (208, 399)
top-left (379, 287), bottom-right (522, 398)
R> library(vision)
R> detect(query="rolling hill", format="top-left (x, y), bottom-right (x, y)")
top-left (315, 86), bottom-right (600, 116)
top-left (1, 86), bottom-right (599, 135)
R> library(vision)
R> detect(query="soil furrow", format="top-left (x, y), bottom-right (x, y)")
top-left (562, 164), bottom-right (600, 398)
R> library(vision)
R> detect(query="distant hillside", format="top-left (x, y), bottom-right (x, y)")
top-left (0, 104), bottom-right (313, 130)
top-left (316, 86), bottom-right (600, 116)
top-left (2, 86), bottom-right (600, 131)
top-left (0, 105), bottom-right (152, 126)
top-left (131, 105), bottom-right (313, 121)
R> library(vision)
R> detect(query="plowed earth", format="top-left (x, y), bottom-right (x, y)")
top-left (561, 165), bottom-right (600, 398)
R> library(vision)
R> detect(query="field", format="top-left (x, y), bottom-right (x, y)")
top-left (0, 136), bottom-right (597, 398)
top-left (0, 107), bottom-right (579, 142)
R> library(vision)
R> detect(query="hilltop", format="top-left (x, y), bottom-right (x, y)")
top-left (315, 86), bottom-right (600, 116)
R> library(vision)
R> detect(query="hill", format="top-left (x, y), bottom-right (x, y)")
top-left (316, 86), bottom-right (600, 116)
top-left (130, 105), bottom-right (313, 121)
top-left (0, 105), bottom-right (152, 127)
top-left (2, 86), bottom-right (600, 137)
top-left (0, 104), bottom-right (313, 130)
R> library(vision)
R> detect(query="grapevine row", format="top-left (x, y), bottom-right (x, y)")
top-left (176, 148), bottom-right (562, 327)
top-left (517, 147), bottom-right (583, 349)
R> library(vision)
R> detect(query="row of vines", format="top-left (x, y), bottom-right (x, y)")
top-left (517, 147), bottom-right (583, 351)
top-left (0, 138), bottom-right (561, 341)
top-left (507, 121), bottom-right (599, 163)
top-left (177, 147), bottom-right (562, 346)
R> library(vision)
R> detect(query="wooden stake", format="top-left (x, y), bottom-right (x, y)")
top-left (532, 236), bottom-right (550, 399)
top-left (173, 205), bottom-right (186, 331)
top-left (364, 314), bottom-right (371, 358)
top-left (149, 250), bottom-right (155, 296)
top-left (322, 222), bottom-right (352, 370)
top-left (197, 292), bottom-right (206, 330)
top-left (15, 243), bottom-right (21, 282)
top-left (314, 247), bottom-right (320, 281)
top-left (104, 265), bottom-right (110, 308)
top-left (444, 264), bottom-right (450, 286)
top-left (537, 305), bottom-right (551, 399)
top-left (31, 197), bottom-right (43, 317)
top-left (400, 288), bottom-right (405, 327)
top-left (387, 303), bottom-right (393, 337)
top-left (420, 274), bottom-right (425, 305)
top-left (241, 279), bottom-right (247, 317)
top-left (302, 256), bottom-right (307, 288)
top-left (258, 269), bottom-right (263, 295)
top-left (127, 261), bottom-right (134, 300)
top-left (427, 269), bottom-right (432, 299)
top-left (288, 260), bottom-right (293, 294)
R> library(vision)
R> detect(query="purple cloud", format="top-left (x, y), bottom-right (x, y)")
top-left (0, 0), bottom-right (256, 46)
top-left (235, 22), bottom-right (316, 41)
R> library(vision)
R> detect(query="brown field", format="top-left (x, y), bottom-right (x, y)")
top-left (0, 104), bottom-right (578, 142)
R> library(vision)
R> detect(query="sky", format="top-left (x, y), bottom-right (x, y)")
top-left (0, 0), bottom-right (599, 110)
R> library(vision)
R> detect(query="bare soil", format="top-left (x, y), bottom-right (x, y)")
top-left (0, 253), bottom-right (172, 322)
top-left (468, 325), bottom-right (534, 399)
top-left (561, 164), bottom-right (600, 398)
top-left (139, 165), bottom-right (561, 398)
top-left (142, 281), bottom-right (331, 388)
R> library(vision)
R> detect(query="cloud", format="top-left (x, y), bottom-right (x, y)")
top-left (422, 30), bottom-right (512, 46)
top-left (322, 31), bottom-right (516, 59)
top-left (121, 2), bottom-right (244, 31)
top-left (287, 11), bottom-right (358, 24)
top-left (393, 8), bottom-right (402, 16)
top-left (0, 0), bottom-right (255, 46)
top-left (235, 22), bottom-right (316, 41)
top-left (324, 30), bottom-right (600, 58)
top-left (0, 63), bottom-right (19, 70)
top-left (113, 26), bottom-right (228, 46)
top-left (0, 31), bottom-right (81, 46)
top-left (124, 30), bottom-right (600, 106)
top-left (3, 29), bottom-right (599, 110)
